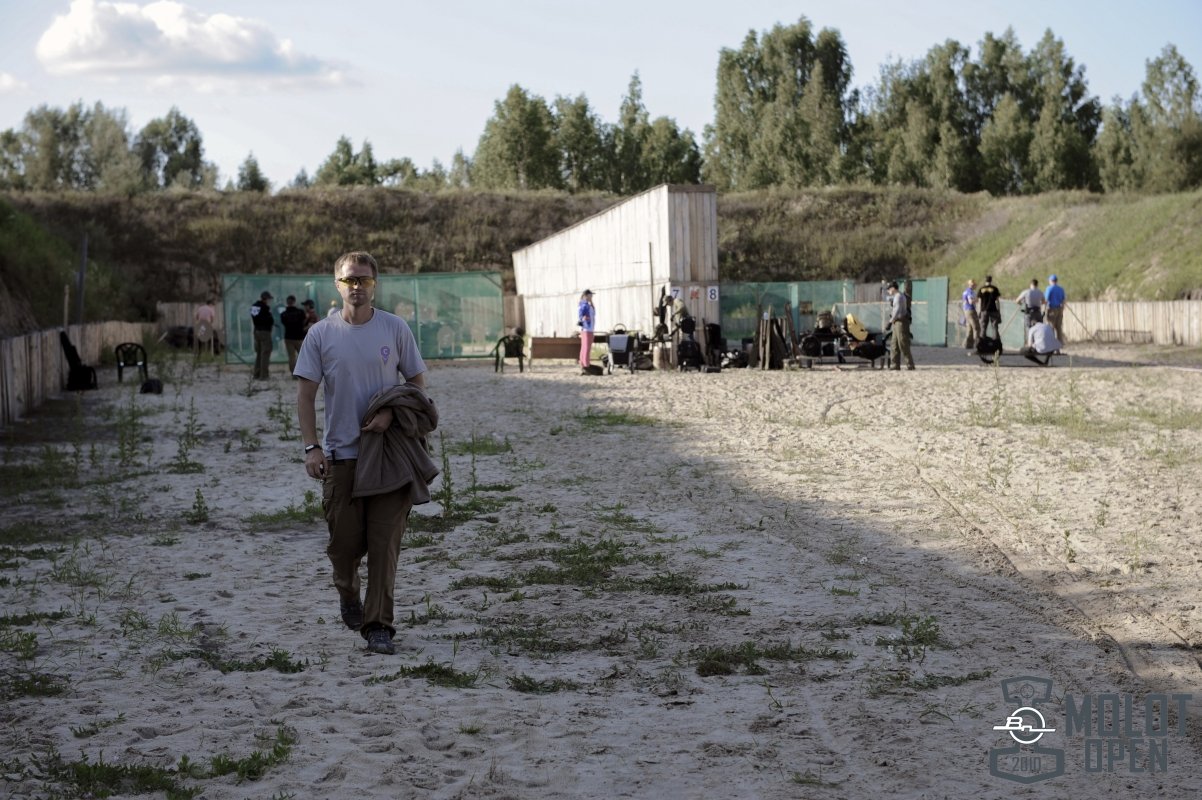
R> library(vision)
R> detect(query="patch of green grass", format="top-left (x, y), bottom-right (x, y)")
top-left (688, 594), bottom-right (749, 616)
top-left (48, 752), bottom-right (192, 798)
top-left (592, 502), bottom-right (662, 535)
top-left (367, 661), bottom-right (480, 688)
top-left (448, 433), bottom-right (513, 455)
top-left (1121, 402), bottom-right (1202, 431)
top-left (183, 572), bottom-right (210, 581)
top-left (792, 769), bottom-right (841, 787)
top-left (521, 538), bottom-right (631, 586)
top-left (450, 574), bottom-right (521, 592)
top-left (0, 671), bottom-right (66, 700)
top-left (0, 544), bottom-right (65, 562)
top-left (507, 674), bottom-right (580, 693)
top-left (245, 490), bottom-right (321, 528)
top-left (874, 614), bottom-right (941, 663)
top-left (0, 446), bottom-right (81, 498)
top-left (400, 534), bottom-right (438, 549)
top-left (0, 521), bottom-right (64, 546)
top-left (0, 610), bottom-right (67, 627)
top-left (691, 640), bottom-right (853, 676)
top-left (9, 723), bottom-right (296, 796)
top-left (490, 529), bottom-right (530, 546)
top-left (868, 668), bottom-right (994, 697)
top-left (573, 408), bottom-right (657, 430)
top-left (621, 573), bottom-right (745, 596)
top-left (0, 628), bottom-right (39, 660)
top-left (207, 726), bottom-right (297, 782)
top-left (406, 514), bottom-right (464, 534)
top-left (71, 713), bottom-right (126, 738)
top-left (479, 622), bottom-right (589, 656)
top-left (162, 647), bottom-right (308, 674)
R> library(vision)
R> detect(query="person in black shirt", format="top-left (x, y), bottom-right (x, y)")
top-left (250, 290), bottom-right (275, 380)
top-left (280, 295), bottom-right (307, 376)
top-left (977, 276), bottom-right (1002, 340)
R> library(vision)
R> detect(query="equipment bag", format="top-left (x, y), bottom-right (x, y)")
top-left (976, 336), bottom-right (1003, 355)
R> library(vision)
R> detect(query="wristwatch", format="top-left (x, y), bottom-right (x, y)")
top-left (304, 444), bottom-right (320, 454)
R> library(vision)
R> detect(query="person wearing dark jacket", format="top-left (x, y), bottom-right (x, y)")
top-left (977, 276), bottom-right (1002, 340)
top-left (885, 281), bottom-right (915, 370)
top-left (295, 251), bottom-right (433, 656)
top-left (250, 290), bottom-right (275, 380)
top-left (280, 295), bottom-right (307, 376)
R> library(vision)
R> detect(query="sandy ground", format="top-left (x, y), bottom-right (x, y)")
top-left (1, 344), bottom-right (1201, 799)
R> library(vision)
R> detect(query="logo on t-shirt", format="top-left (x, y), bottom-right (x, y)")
top-left (380, 346), bottom-right (391, 362)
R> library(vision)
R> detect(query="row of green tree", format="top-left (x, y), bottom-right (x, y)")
top-left (1, 18), bottom-right (1199, 196)
top-left (702, 21), bottom-right (1200, 194)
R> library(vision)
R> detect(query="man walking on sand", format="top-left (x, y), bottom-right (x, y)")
top-left (295, 252), bottom-right (439, 656)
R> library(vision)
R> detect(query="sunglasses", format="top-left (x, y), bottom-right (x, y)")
top-left (337, 276), bottom-right (377, 289)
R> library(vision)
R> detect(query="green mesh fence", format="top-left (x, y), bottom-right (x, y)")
top-left (222, 272), bottom-right (505, 364)
top-left (719, 280), bottom-right (856, 343)
top-left (838, 277), bottom-right (948, 346)
top-left (719, 278), bottom-right (948, 346)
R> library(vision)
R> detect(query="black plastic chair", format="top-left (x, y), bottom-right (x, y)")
top-left (492, 334), bottom-right (526, 373)
top-left (115, 342), bottom-right (148, 383)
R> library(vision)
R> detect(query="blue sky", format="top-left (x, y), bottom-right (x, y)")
top-left (1, 0), bottom-right (1199, 188)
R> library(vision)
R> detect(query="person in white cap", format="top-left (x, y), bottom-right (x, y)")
top-left (1044, 274), bottom-right (1066, 346)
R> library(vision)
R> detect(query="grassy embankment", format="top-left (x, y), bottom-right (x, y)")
top-left (3, 187), bottom-right (1201, 337)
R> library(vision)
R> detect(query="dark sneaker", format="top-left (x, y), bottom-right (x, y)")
top-left (366, 629), bottom-right (395, 655)
top-left (340, 599), bottom-right (364, 630)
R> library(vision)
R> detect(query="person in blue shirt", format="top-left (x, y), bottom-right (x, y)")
top-left (961, 279), bottom-right (980, 353)
top-left (1044, 275), bottom-right (1066, 346)
top-left (577, 289), bottom-right (595, 372)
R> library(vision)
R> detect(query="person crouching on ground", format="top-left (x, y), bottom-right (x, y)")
top-left (885, 281), bottom-right (915, 371)
top-left (1022, 319), bottom-right (1062, 365)
top-left (577, 289), bottom-right (595, 373)
top-left (295, 251), bottom-right (439, 656)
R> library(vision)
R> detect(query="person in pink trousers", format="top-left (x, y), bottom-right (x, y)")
top-left (577, 289), bottom-right (595, 373)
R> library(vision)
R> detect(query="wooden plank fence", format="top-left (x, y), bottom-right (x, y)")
top-left (156, 302), bottom-right (225, 332)
top-left (0, 321), bottom-right (151, 428)
top-left (1061, 301), bottom-right (1202, 346)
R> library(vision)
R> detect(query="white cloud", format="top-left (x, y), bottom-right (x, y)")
top-left (0, 73), bottom-right (30, 93)
top-left (35, 0), bottom-right (349, 89)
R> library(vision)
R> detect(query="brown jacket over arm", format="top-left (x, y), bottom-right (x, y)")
top-left (352, 383), bottom-right (440, 502)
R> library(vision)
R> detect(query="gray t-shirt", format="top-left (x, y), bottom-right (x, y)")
top-left (294, 308), bottom-right (426, 460)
